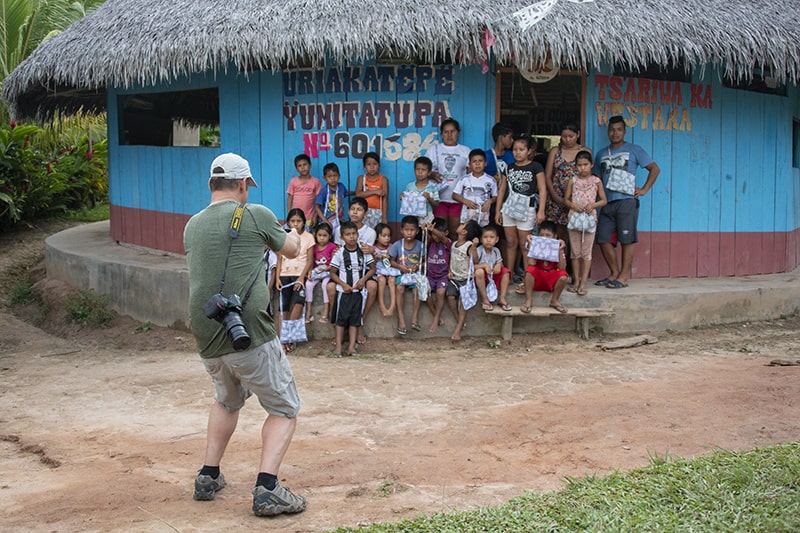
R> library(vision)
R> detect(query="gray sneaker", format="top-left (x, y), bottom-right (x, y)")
top-left (252, 483), bottom-right (307, 516)
top-left (193, 472), bottom-right (225, 501)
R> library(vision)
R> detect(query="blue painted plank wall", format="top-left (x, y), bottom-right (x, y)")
top-left (585, 69), bottom-right (796, 234)
top-left (276, 63), bottom-right (493, 222)
top-left (107, 64), bottom-right (799, 274)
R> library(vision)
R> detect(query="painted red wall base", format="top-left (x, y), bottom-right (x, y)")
top-left (110, 204), bottom-right (190, 255)
top-left (111, 205), bottom-right (800, 277)
top-left (590, 229), bottom-right (800, 279)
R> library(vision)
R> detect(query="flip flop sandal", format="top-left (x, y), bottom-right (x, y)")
top-left (549, 303), bottom-right (568, 313)
top-left (501, 303), bottom-right (513, 312)
top-left (566, 286), bottom-right (578, 293)
top-left (397, 327), bottom-right (408, 336)
top-left (514, 283), bottom-right (526, 294)
top-left (606, 280), bottom-right (628, 289)
top-left (594, 277), bottom-right (611, 286)
top-left (577, 288), bottom-right (588, 296)
top-left (520, 305), bottom-right (532, 314)
top-left (411, 323), bottom-right (421, 331)
top-left (481, 302), bottom-right (494, 311)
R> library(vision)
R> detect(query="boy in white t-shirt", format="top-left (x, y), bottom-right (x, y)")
top-left (452, 148), bottom-right (497, 227)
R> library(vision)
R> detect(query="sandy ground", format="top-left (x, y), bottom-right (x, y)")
top-left (2, 309), bottom-right (800, 532)
top-left (1, 224), bottom-right (799, 532)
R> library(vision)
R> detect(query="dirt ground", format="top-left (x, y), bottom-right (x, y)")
top-left (2, 224), bottom-right (800, 532)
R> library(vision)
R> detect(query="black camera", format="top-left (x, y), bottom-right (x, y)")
top-left (203, 293), bottom-right (251, 351)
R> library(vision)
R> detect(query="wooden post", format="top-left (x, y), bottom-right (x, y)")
top-left (501, 316), bottom-right (513, 340)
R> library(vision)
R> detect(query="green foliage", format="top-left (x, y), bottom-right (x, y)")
top-left (0, 122), bottom-right (108, 230)
top-left (64, 201), bottom-right (109, 222)
top-left (0, 0), bottom-right (106, 79)
top-left (9, 280), bottom-right (35, 305)
top-left (136, 321), bottom-right (153, 332)
top-left (65, 289), bottom-right (114, 327)
top-left (330, 443), bottom-right (800, 532)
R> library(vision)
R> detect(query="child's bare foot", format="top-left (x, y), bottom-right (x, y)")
top-left (451, 331), bottom-right (462, 341)
top-left (577, 286), bottom-right (588, 296)
top-left (429, 319), bottom-right (443, 333)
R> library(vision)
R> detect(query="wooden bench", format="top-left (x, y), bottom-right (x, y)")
top-left (484, 306), bottom-right (615, 340)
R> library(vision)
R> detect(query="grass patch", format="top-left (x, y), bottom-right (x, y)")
top-left (330, 443), bottom-right (800, 532)
top-left (9, 281), bottom-right (37, 305)
top-left (62, 202), bottom-right (109, 223)
top-left (65, 289), bottom-right (115, 327)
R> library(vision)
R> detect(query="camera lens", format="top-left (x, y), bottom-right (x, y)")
top-left (221, 313), bottom-right (251, 351)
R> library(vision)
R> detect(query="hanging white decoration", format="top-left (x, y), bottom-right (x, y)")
top-left (512, 0), bottom-right (595, 31)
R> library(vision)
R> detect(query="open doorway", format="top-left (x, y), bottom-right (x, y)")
top-left (497, 69), bottom-right (585, 166)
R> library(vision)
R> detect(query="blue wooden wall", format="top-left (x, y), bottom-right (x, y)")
top-left (584, 68), bottom-right (799, 277)
top-left (107, 63), bottom-right (800, 274)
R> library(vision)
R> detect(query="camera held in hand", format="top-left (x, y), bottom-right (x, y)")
top-left (203, 293), bottom-right (251, 351)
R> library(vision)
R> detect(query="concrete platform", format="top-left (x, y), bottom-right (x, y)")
top-left (45, 221), bottom-right (800, 339)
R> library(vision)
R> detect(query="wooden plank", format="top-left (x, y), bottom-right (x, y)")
top-left (633, 231), bottom-right (652, 279)
top-left (649, 230), bottom-right (670, 277)
top-left (719, 232), bottom-right (736, 276)
top-left (697, 231), bottom-right (721, 277)
top-left (485, 307), bottom-right (613, 318)
top-left (669, 231), bottom-right (697, 277)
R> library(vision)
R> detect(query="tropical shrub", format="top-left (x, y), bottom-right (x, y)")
top-left (0, 122), bottom-right (108, 230)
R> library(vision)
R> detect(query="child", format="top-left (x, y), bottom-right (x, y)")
top-left (486, 122), bottom-right (515, 179)
top-left (333, 197), bottom-right (377, 247)
top-left (521, 220), bottom-right (569, 314)
top-left (446, 219), bottom-right (482, 341)
top-left (331, 197), bottom-right (378, 340)
top-left (389, 216), bottom-right (423, 335)
top-left (305, 222), bottom-right (338, 323)
top-left (276, 208), bottom-right (315, 352)
top-left (400, 156), bottom-right (439, 224)
top-left (474, 225), bottom-right (512, 312)
top-left (564, 150), bottom-right (607, 296)
top-left (286, 153), bottom-right (322, 227)
top-left (373, 222), bottom-right (400, 317)
top-left (315, 162), bottom-right (348, 229)
top-left (264, 245), bottom-right (278, 320)
top-left (424, 217), bottom-right (451, 333)
top-left (329, 221), bottom-right (375, 357)
top-left (495, 135), bottom-right (547, 295)
top-left (452, 148), bottom-right (497, 227)
top-left (355, 152), bottom-right (389, 228)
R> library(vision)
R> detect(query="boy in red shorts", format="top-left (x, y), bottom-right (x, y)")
top-left (521, 220), bottom-right (569, 314)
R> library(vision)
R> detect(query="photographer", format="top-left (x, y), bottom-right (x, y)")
top-left (183, 153), bottom-right (306, 517)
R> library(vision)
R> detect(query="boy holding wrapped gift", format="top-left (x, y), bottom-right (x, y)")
top-left (520, 220), bottom-right (569, 314)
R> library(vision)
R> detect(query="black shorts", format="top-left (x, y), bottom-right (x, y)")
top-left (279, 276), bottom-right (306, 313)
top-left (597, 198), bottom-right (639, 245)
top-left (331, 291), bottom-right (364, 328)
top-left (446, 278), bottom-right (467, 298)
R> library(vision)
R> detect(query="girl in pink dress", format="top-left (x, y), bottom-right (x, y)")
top-left (564, 151), bottom-right (607, 296)
top-left (305, 223), bottom-right (338, 323)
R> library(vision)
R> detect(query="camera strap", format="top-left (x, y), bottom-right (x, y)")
top-left (217, 203), bottom-right (246, 294)
top-left (215, 204), bottom-right (261, 309)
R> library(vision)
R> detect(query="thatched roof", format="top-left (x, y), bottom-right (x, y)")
top-left (4, 0), bottom-right (800, 120)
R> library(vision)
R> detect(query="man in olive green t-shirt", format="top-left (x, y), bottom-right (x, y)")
top-left (183, 153), bottom-right (306, 517)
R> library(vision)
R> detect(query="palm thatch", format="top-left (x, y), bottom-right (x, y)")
top-left (4, 0), bottom-right (800, 120)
